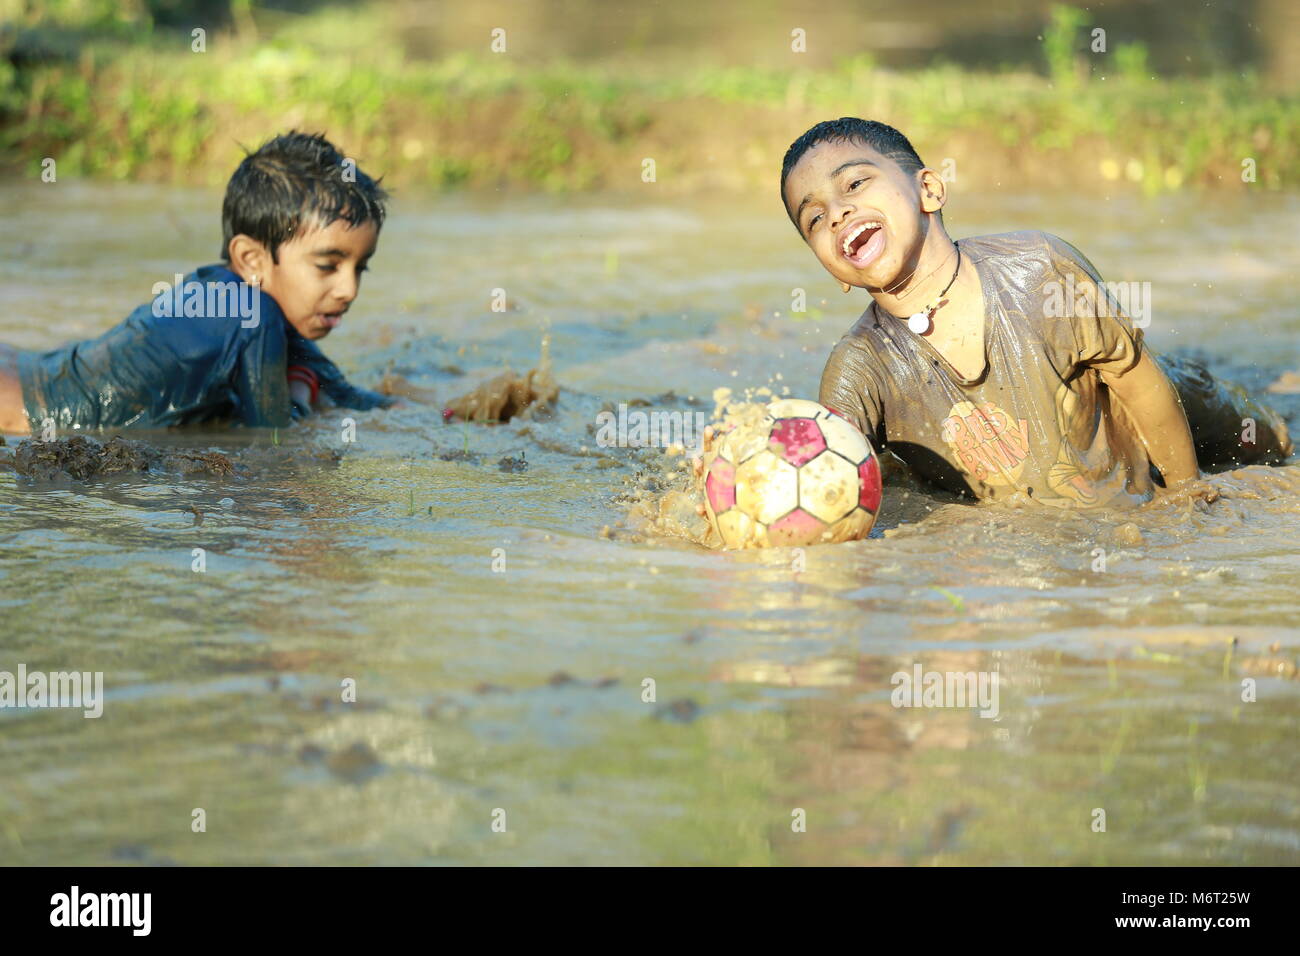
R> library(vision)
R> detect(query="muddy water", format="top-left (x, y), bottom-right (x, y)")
top-left (1, 182), bottom-right (1298, 865)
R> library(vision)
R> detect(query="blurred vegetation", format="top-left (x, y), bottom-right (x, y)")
top-left (1, 1), bottom-right (1296, 193)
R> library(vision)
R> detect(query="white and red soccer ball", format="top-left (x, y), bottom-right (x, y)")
top-left (702, 399), bottom-right (883, 549)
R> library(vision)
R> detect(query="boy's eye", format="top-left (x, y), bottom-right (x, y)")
top-left (808, 213), bottom-right (822, 231)
top-left (848, 177), bottom-right (869, 191)
top-left (316, 263), bottom-right (337, 273)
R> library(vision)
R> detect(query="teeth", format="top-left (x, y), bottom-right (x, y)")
top-left (842, 221), bottom-right (882, 257)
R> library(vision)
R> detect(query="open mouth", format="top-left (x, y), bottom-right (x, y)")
top-left (840, 219), bottom-right (886, 268)
top-left (314, 311), bottom-right (345, 330)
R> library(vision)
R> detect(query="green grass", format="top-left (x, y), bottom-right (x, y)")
top-left (2, 4), bottom-right (1296, 193)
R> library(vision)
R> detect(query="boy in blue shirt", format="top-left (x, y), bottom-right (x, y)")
top-left (0, 131), bottom-right (394, 436)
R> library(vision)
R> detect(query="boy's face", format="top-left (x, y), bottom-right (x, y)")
top-left (258, 218), bottom-right (380, 341)
top-left (782, 139), bottom-right (937, 291)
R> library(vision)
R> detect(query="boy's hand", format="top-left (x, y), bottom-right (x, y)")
top-left (1152, 474), bottom-right (1220, 506)
top-left (289, 379), bottom-right (313, 409)
top-left (289, 379), bottom-right (314, 419)
top-left (287, 364), bottom-right (320, 418)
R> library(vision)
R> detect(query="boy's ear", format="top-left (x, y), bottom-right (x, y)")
top-left (917, 168), bottom-right (947, 215)
top-left (227, 235), bottom-right (271, 285)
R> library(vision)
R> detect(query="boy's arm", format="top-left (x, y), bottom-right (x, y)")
top-left (287, 334), bottom-right (396, 412)
top-left (1100, 351), bottom-right (1200, 486)
top-left (1043, 232), bottom-right (1208, 495)
top-left (229, 319), bottom-right (292, 428)
top-left (819, 336), bottom-right (885, 442)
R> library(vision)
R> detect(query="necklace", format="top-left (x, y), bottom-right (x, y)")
top-left (905, 244), bottom-right (961, 335)
top-left (881, 245), bottom-right (951, 298)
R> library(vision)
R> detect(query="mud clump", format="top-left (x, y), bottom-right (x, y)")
top-left (1114, 522), bottom-right (1145, 546)
top-left (498, 452), bottom-right (528, 473)
top-left (1267, 370), bottom-right (1300, 394)
top-left (298, 741), bottom-right (385, 783)
top-left (376, 370), bottom-right (446, 404)
top-left (436, 448), bottom-right (481, 463)
top-left (655, 698), bottom-right (701, 723)
top-left (324, 741), bottom-right (384, 783)
top-left (2, 435), bottom-right (240, 481)
top-left (443, 336), bottom-right (558, 424)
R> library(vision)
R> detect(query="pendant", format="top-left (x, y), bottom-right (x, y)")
top-left (907, 310), bottom-right (932, 335)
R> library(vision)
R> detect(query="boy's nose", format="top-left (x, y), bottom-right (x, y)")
top-left (828, 202), bottom-right (855, 231)
top-left (335, 272), bottom-right (359, 304)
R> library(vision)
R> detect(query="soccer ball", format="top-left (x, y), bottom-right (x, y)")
top-left (702, 399), bottom-right (883, 549)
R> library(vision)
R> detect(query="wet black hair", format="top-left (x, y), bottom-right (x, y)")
top-left (780, 117), bottom-right (927, 227)
top-left (221, 130), bottom-right (387, 262)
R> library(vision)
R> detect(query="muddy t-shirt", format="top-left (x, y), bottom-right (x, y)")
top-left (819, 230), bottom-right (1153, 508)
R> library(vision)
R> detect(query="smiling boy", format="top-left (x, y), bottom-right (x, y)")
top-left (780, 117), bottom-right (1291, 507)
top-left (0, 131), bottom-right (394, 436)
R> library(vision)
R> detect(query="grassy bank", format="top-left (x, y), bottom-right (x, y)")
top-left (2, 5), bottom-right (1296, 194)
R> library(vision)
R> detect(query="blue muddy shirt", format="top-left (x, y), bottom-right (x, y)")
top-left (18, 263), bottom-right (392, 431)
